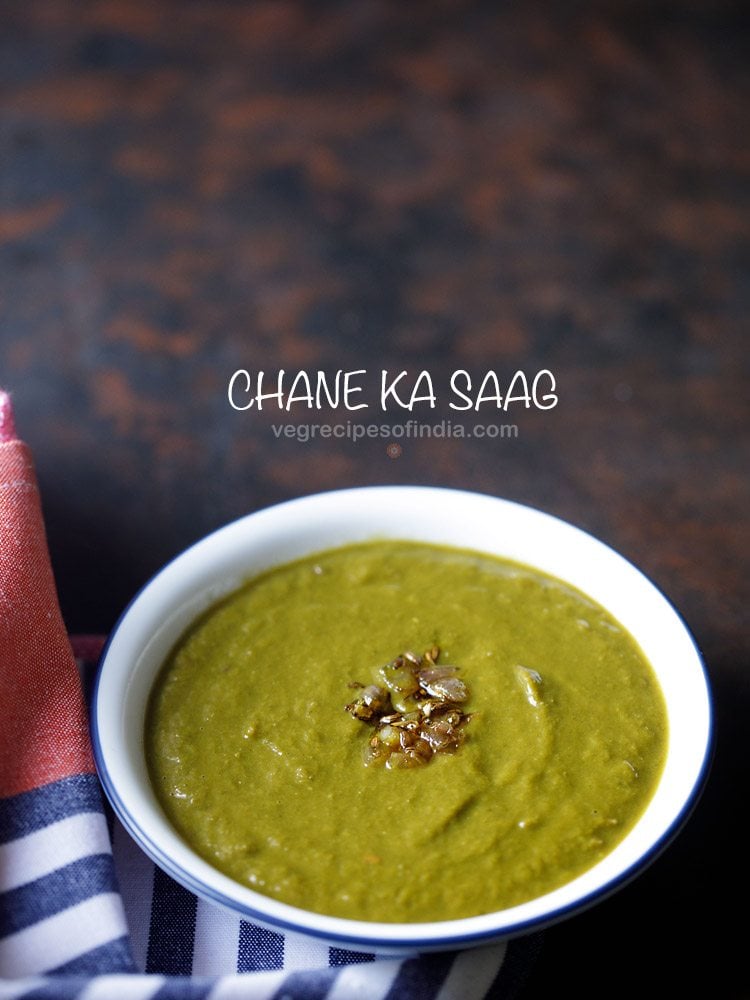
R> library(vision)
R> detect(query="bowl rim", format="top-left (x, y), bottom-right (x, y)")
top-left (92, 485), bottom-right (714, 950)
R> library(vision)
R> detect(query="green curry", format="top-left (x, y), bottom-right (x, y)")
top-left (146, 541), bottom-right (667, 921)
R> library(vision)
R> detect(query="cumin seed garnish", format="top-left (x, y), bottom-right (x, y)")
top-left (344, 646), bottom-right (472, 769)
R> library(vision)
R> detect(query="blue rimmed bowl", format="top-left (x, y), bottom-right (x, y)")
top-left (92, 486), bottom-right (712, 952)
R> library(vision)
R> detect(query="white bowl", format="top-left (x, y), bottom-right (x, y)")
top-left (92, 486), bottom-right (712, 952)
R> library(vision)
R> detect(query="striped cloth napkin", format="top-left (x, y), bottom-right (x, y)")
top-left (0, 390), bottom-right (541, 999)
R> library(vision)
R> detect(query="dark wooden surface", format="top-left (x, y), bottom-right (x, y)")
top-left (1, 1), bottom-right (747, 995)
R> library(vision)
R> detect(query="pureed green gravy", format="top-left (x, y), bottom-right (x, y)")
top-left (146, 541), bottom-right (667, 922)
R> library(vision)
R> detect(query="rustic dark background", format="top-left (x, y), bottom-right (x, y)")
top-left (1, 0), bottom-right (747, 996)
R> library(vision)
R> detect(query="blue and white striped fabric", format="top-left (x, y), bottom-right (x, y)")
top-left (0, 646), bottom-right (542, 1000)
top-left (0, 774), bottom-right (133, 982)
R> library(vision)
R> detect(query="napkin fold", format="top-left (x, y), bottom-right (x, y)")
top-left (0, 390), bottom-right (540, 999)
